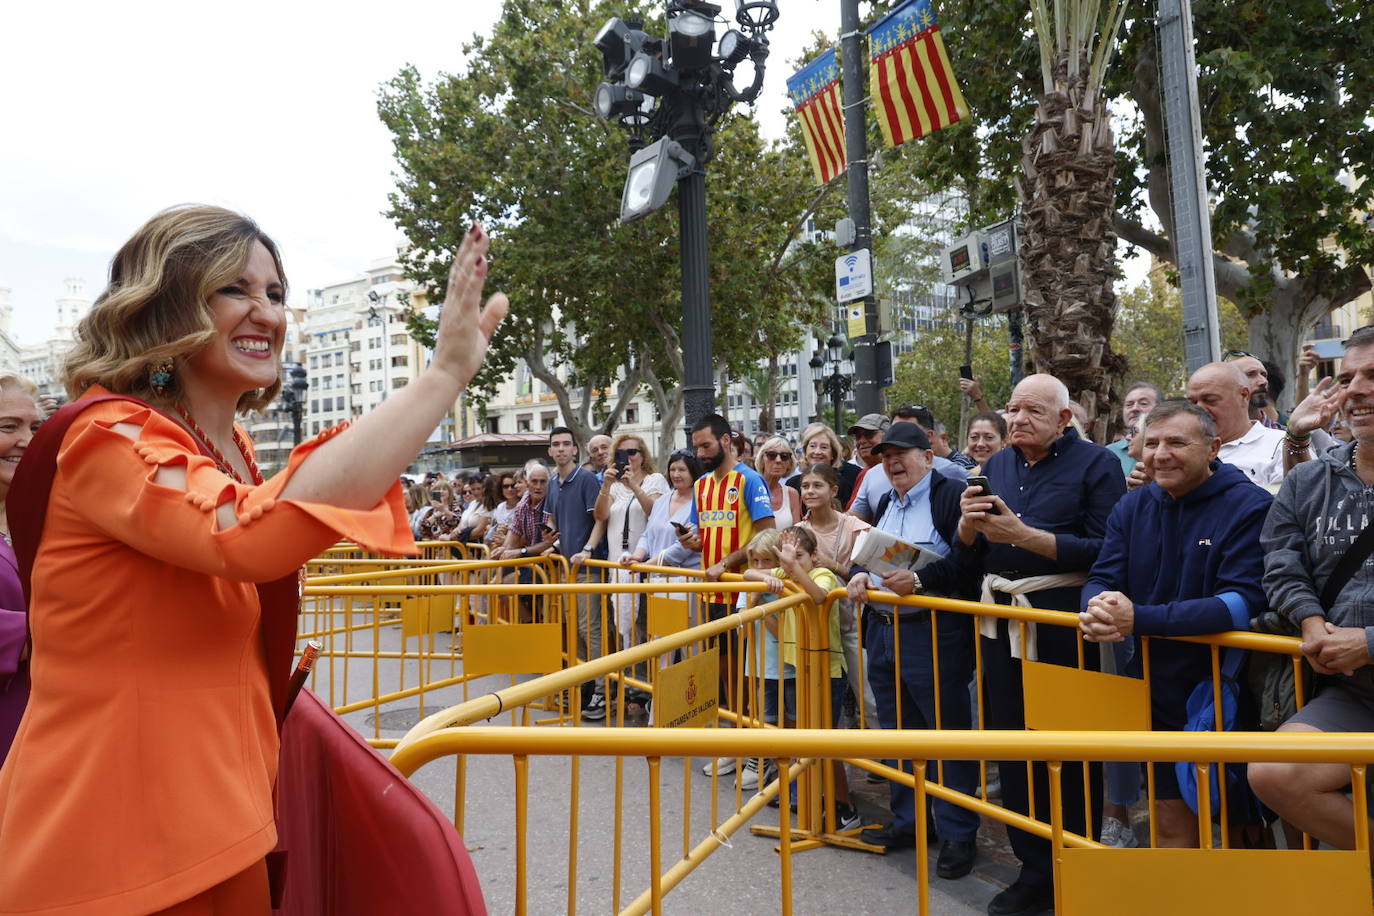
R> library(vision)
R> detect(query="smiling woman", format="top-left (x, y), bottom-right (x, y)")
top-left (0, 371), bottom-right (41, 762)
top-left (0, 204), bottom-right (506, 913)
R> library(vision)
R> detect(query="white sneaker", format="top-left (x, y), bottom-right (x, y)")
top-left (737, 757), bottom-right (760, 790)
top-left (1100, 816), bottom-right (1138, 848)
top-left (701, 756), bottom-right (737, 777)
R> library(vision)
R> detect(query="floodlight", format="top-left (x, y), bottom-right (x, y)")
top-left (595, 18), bottom-right (631, 74)
top-left (717, 29), bottom-right (753, 66)
top-left (625, 51), bottom-right (678, 96)
top-left (594, 82), bottom-right (653, 122)
top-left (620, 137), bottom-right (696, 223)
top-left (669, 8), bottom-right (716, 71)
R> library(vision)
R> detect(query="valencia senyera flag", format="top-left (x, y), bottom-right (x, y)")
top-left (868, 0), bottom-right (969, 146)
top-left (786, 48), bottom-right (846, 185)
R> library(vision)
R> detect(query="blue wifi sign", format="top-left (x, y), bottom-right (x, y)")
top-left (835, 248), bottom-right (873, 303)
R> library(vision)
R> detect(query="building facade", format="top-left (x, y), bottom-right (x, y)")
top-left (15, 279), bottom-right (91, 402)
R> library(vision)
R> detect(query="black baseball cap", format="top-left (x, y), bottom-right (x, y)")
top-left (872, 421), bottom-right (932, 454)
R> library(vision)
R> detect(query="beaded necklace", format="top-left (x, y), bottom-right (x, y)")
top-left (173, 402), bottom-right (264, 486)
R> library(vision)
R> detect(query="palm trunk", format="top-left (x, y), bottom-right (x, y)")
top-left (1017, 58), bottom-right (1126, 442)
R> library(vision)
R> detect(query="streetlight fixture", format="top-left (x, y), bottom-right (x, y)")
top-left (810, 333), bottom-right (852, 433)
top-left (276, 362), bottom-right (309, 446)
top-left (593, 0), bottom-right (779, 433)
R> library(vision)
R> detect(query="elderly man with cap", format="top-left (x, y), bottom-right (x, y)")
top-left (893, 404), bottom-right (977, 469)
top-left (845, 421), bottom-right (981, 878)
top-left (957, 374), bottom-right (1125, 916)
top-left (849, 411), bottom-right (970, 522)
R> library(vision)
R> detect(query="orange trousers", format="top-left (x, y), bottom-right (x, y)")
top-left (152, 860), bottom-right (269, 915)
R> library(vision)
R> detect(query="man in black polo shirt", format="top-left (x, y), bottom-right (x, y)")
top-left (956, 374), bottom-right (1126, 916)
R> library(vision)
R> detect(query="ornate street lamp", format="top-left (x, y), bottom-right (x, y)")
top-left (810, 333), bottom-right (852, 433)
top-left (593, 0), bottom-right (779, 432)
top-left (276, 362), bottom-right (309, 446)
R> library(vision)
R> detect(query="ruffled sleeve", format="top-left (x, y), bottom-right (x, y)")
top-left (57, 401), bottom-right (417, 583)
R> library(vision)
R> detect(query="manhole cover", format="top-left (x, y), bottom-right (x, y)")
top-left (366, 706), bottom-right (422, 730)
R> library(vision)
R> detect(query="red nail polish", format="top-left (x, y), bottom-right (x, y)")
top-left (475, 254), bottom-right (487, 276)
top-left (469, 221), bottom-right (482, 237)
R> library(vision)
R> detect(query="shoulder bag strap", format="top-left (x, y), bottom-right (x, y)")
top-left (1319, 523), bottom-right (1374, 611)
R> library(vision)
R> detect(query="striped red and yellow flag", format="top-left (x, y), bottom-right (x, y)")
top-left (786, 48), bottom-right (846, 185)
top-left (868, 0), bottom-right (969, 147)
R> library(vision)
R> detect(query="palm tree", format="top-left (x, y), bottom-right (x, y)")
top-left (741, 361), bottom-right (781, 435)
top-left (1019, 0), bottom-right (1130, 440)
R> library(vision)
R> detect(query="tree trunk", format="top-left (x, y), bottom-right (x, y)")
top-left (1017, 58), bottom-right (1125, 443)
top-left (718, 368), bottom-right (730, 425)
top-left (764, 354), bottom-right (779, 434)
top-left (642, 362), bottom-right (684, 466)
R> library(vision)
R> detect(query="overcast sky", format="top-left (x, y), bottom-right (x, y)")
top-left (2, 0), bottom-right (1142, 348)
top-left (0, 0), bottom-right (842, 345)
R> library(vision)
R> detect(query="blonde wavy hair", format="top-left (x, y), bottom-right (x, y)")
top-left (0, 371), bottom-right (37, 398)
top-left (64, 204), bottom-right (288, 411)
top-left (611, 432), bottom-right (657, 474)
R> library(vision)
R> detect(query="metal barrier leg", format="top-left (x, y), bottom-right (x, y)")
top-left (514, 754), bottom-right (529, 916)
top-left (648, 757), bottom-right (663, 916)
top-left (914, 760), bottom-right (930, 916)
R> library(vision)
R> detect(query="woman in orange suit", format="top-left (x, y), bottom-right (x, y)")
top-left (0, 205), bottom-right (506, 914)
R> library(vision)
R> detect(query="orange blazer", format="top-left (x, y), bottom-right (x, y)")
top-left (0, 392), bottom-right (415, 914)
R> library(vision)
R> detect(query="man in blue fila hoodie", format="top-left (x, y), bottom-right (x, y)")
top-left (1078, 399), bottom-right (1272, 847)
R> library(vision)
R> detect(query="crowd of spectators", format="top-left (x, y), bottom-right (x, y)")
top-left (406, 335), bottom-right (1372, 916)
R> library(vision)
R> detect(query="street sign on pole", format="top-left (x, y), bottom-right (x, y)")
top-left (836, 248), bottom-right (872, 302)
top-left (845, 302), bottom-right (866, 337)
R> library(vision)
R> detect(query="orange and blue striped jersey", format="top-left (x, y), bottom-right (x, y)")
top-left (689, 463), bottom-right (775, 604)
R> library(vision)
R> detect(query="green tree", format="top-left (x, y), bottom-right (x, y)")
top-left (888, 314), bottom-right (1014, 440)
top-left (1112, 269), bottom-right (1249, 398)
top-left (871, 0), bottom-right (1373, 421)
top-left (381, 0), bottom-right (834, 461)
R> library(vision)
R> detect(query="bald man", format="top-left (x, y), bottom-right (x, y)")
top-left (1186, 362), bottom-right (1285, 486)
top-left (1227, 353), bottom-right (1274, 422)
top-left (956, 374), bottom-right (1125, 916)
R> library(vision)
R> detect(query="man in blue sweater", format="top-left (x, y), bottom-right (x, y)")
top-left (1079, 399), bottom-right (1272, 847)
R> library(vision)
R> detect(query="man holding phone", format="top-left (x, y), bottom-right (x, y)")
top-left (956, 374), bottom-right (1125, 916)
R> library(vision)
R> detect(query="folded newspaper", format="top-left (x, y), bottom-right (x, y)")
top-left (850, 527), bottom-right (939, 579)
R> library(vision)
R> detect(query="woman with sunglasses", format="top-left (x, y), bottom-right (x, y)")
top-left (483, 472), bottom-right (521, 552)
top-left (756, 435), bottom-right (802, 530)
top-left (597, 435), bottom-right (668, 652)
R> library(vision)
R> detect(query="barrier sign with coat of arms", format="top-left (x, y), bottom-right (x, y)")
top-left (653, 651), bottom-right (719, 729)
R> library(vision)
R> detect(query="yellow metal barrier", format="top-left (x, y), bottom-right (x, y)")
top-left (390, 726), bottom-right (1374, 916)
top-left (293, 548), bottom-right (1366, 914)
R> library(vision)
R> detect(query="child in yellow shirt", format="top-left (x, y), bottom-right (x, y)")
top-left (744, 526), bottom-right (856, 827)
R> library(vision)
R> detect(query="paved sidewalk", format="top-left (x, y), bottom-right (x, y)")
top-left (311, 615), bottom-right (1024, 914)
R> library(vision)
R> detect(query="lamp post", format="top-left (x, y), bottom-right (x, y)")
top-left (809, 333), bottom-right (852, 433)
top-left (277, 362), bottom-right (309, 446)
top-left (593, 0), bottom-right (779, 435)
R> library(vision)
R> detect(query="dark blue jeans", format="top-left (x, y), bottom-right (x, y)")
top-left (981, 605), bottom-right (1102, 887)
top-left (865, 608), bottom-right (980, 842)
